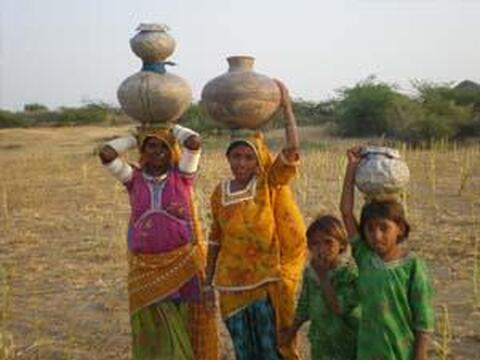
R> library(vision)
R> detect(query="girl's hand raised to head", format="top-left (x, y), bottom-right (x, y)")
top-left (346, 146), bottom-right (363, 167)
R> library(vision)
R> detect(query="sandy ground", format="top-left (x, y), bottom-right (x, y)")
top-left (1, 125), bottom-right (479, 359)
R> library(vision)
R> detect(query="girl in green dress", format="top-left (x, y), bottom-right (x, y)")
top-left (340, 146), bottom-right (434, 360)
top-left (280, 215), bottom-right (360, 360)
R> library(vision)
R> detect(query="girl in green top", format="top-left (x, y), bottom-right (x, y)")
top-left (280, 215), bottom-right (360, 360)
top-left (340, 146), bottom-right (434, 360)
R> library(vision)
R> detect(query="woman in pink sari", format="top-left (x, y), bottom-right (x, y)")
top-left (99, 124), bottom-right (218, 360)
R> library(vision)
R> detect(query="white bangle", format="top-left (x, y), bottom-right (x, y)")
top-left (105, 135), bottom-right (137, 154)
top-left (104, 158), bottom-right (133, 183)
top-left (179, 148), bottom-right (201, 174)
top-left (172, 124), bottom-right (199, 145)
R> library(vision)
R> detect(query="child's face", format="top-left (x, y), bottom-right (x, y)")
top-left (142, 137), bottom-right (171, 169)
top-left (308, 230), bottom-right (342, 267)
top-left (364, 217), bottom-right (402, 257)
top-left (227, 145), bottom-right (259, 184)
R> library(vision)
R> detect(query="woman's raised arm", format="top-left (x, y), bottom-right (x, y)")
top-left (99, 135), bottom-right (137, 183)
top-left (275, 80), bottom-right (299, 163)
top-left (172, 124), bottom-right (202, 174)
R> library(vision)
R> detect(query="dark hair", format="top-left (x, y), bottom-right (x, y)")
top-left (306, 215), bottom-right (348, 253)
top-left (225, 140), bottom-right (255, 156)
top-left (359, 200), bottom-right (411, 243)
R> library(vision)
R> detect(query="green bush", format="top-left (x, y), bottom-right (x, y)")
top-left (411, 81), bottom-right (474, 139)
top-left (181, 103), bottom-right (219, 134)
top-left (335, 77), bottom-right (406, 137)
top-left (3, 79), bottom-right (479, 141)
top-left (0, 110), bottom-right (31, 128)
top-left (24, 103), bottom-right (49, 112)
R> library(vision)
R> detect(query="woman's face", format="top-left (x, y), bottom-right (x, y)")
top-left (227, 144), bottom-right (259, 184)
top-left (142, 137), bottom-right (171, 169)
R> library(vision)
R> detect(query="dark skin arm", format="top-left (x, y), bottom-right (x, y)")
top-left (98, 145), bottom-right (118, 165)
top-left (340, 146), bottom-right (363, 238)
top-left (275, 80), bottom-right (299, 162)
top-left (204, 201), bottom-right (222, 310)
top-left (183, 134), bottom-right (201, 151)
top-left (279, 317), bottom-right (306, 346)
top-left (205, 243), bottom-right (219, 287)
top-left (415, 332), bottom-right (430, 360)
top-left (203, 243), bottom-right (219, 310)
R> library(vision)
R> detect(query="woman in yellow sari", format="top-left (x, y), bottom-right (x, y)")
top-left (205, 82), bottom-right (307, 360)
top-left (99, 124), bottom-right (218, 360)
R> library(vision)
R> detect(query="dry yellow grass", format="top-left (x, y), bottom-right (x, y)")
top-left (0, 125), bottom-right (479, 359)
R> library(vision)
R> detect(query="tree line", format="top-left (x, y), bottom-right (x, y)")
top-left (2, 78), bottom-right (479, 142)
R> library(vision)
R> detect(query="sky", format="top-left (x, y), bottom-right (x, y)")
top-left (1, 0), bottom-right (479, 111)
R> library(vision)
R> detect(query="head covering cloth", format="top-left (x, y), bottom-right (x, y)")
top-left (136, 126), bottom-right (181, 168)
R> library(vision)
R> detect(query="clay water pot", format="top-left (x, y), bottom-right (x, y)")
top-left (201, 56), bottom-right (281, 129)
top-left (130, 23), bottom-right (176, 63)
top-left (117, 24), bottom-right (192, 125)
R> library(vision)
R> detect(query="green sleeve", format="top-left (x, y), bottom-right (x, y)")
top-left (350, 234), bottom-right (369, 263)
top-left (335, 264), bottom-right (360, 316)
top-left (295, 270), bottom-right (310, 322)
top-left (408, 258), bottom-right (435, 332)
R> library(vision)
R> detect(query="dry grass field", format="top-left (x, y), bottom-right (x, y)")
top-left (1, 125), bottom-right (479, 359)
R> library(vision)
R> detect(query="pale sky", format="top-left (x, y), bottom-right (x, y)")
top-left (1, 0), bottom-right (479, 111)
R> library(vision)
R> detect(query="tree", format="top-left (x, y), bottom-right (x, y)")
top-left (411, 80), bottom-right (474, 139)
top-left (335, 77), bottom-right (407, 137)
top-left (24, 103), bottom-right (49, 112)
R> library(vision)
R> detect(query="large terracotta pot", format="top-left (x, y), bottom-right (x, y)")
top-left (201, 56), bottom-right (281, 129)
top-left (117, 71), bottom-right (192, 124)
top-left (117, 23), bottom-right (192, 125)
top-left (355, 146), bottom-right (410, 198)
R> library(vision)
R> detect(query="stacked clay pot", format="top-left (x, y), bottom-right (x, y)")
top-left (201, 56), bottom-right (281, 129)
top-left (355, 146), bottom-right (410, 200)
top-left (117, 24), bottom-right (192, 125)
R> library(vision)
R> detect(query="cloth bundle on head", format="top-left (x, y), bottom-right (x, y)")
top-left (135, 126), bottom-right (181, 167)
